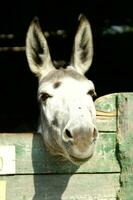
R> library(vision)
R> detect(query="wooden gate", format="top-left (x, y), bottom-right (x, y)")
top-left (0, 93), bottom-right (133, 200)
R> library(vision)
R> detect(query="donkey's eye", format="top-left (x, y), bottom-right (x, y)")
top-left (40, 93), bottom-right (52, 102)
top-left (87, 89), bottom-right (97, 97)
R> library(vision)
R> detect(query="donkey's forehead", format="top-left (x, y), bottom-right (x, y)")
top-left (38, 66), bottom-right (94, 95)
top-left (39, 66), bottom-right (89, 85)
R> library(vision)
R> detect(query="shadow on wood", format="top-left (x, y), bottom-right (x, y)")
top-left (32, 133), bottom-right (79, 200)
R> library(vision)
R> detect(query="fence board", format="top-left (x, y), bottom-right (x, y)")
top-left (95, 94), bottom-right (117, 132)
top-left (116, 93), bottom-right (133, 200)
top-left (0, 132), bottom-right (120, 174)
top-left (0, 174), bottom-right (120, 200)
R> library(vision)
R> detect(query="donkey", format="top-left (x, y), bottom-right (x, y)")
top-left (26, 15), bottom-right (98, 165)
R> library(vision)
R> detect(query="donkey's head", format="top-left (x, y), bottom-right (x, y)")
top-left (26, 15), bottom-right (98, 164)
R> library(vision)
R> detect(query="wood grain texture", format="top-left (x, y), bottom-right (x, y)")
top-left (95, 93), bottom-right (117, 113)
top-left (116, 93), bottom-right (133, 200)
top-left (96, 115), bottom-right (116, 132)
top-left (0, 174), bottom-right (120, 200)
top-left (95, 93), bottom-right (117, 132)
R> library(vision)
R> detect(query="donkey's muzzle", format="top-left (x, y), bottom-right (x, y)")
top-left (62, 125), bottom-right (98, 161)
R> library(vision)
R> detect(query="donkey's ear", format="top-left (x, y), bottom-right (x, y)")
top-left (71, 14), bottom-right (93, 74)
top-left (26, 17), bottom-right (54, 77)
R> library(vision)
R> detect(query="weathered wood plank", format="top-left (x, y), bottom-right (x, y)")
top-left (96, 115), bottom-right (116, 132)
top-left (0, 132), bottom-right (120, 174)
top-left (95, 93), bottom-right (117, 132)
top-left (116, 93), bottom-right (133, 200)
top-left (95, 93), bottom-right (117, 113)
top-left (0, 174), bottom-right (120, 200)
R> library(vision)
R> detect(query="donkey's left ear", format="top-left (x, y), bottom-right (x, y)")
top-left (26, 17), bottom-right (54, 77)
top-left (71, 14), bottom-right (93, 74)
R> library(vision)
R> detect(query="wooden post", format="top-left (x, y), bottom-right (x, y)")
top-left (117, 93), bottom-right (133, 200)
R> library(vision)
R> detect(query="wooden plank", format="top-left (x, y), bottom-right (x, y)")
top-left (95, 93), bottom-right (117, 132)
top-left (0, 132), bottom-right (120, 174)
top-left (95, 93), bottom-right (117, 113)
top-left (116, 93), bottom-right (133, 200)
top-left (96, 115), bottom-right (116, 132)
top-left (0, 174), bottom-right (120, 200)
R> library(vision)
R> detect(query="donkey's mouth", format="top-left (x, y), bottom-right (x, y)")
top-left (70, 153), bottom-right (93, 164)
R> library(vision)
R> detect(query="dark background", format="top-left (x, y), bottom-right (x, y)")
top-left (0, 0), bottom-right (133, 132)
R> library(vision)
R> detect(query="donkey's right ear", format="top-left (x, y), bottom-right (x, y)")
top-left (26, 17), bottom-right (54, 77)
top-left (70, 14), bottom-right (93, 75)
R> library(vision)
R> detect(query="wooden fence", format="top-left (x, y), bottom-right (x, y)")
top-left (0, 93), bottom-right (133, 200)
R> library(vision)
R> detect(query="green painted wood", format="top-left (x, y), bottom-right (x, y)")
top-left (95, 93), bottom-right (117, 132)
top-left (96, 115), bottom-right (116, 132)
top-left (0, 132), bottom-right (120, 174)
top-left (95, 93), bottom-right (117, 113)
top-left (0, 174), bottom-right (120, 200)
top-left (116, 93), bottom-right (133, 200)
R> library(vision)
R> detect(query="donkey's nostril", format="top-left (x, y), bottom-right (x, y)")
top-left (65, 129), bottom-right (73, 139)
top-left (63, 129), bottom-right (73, 143)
